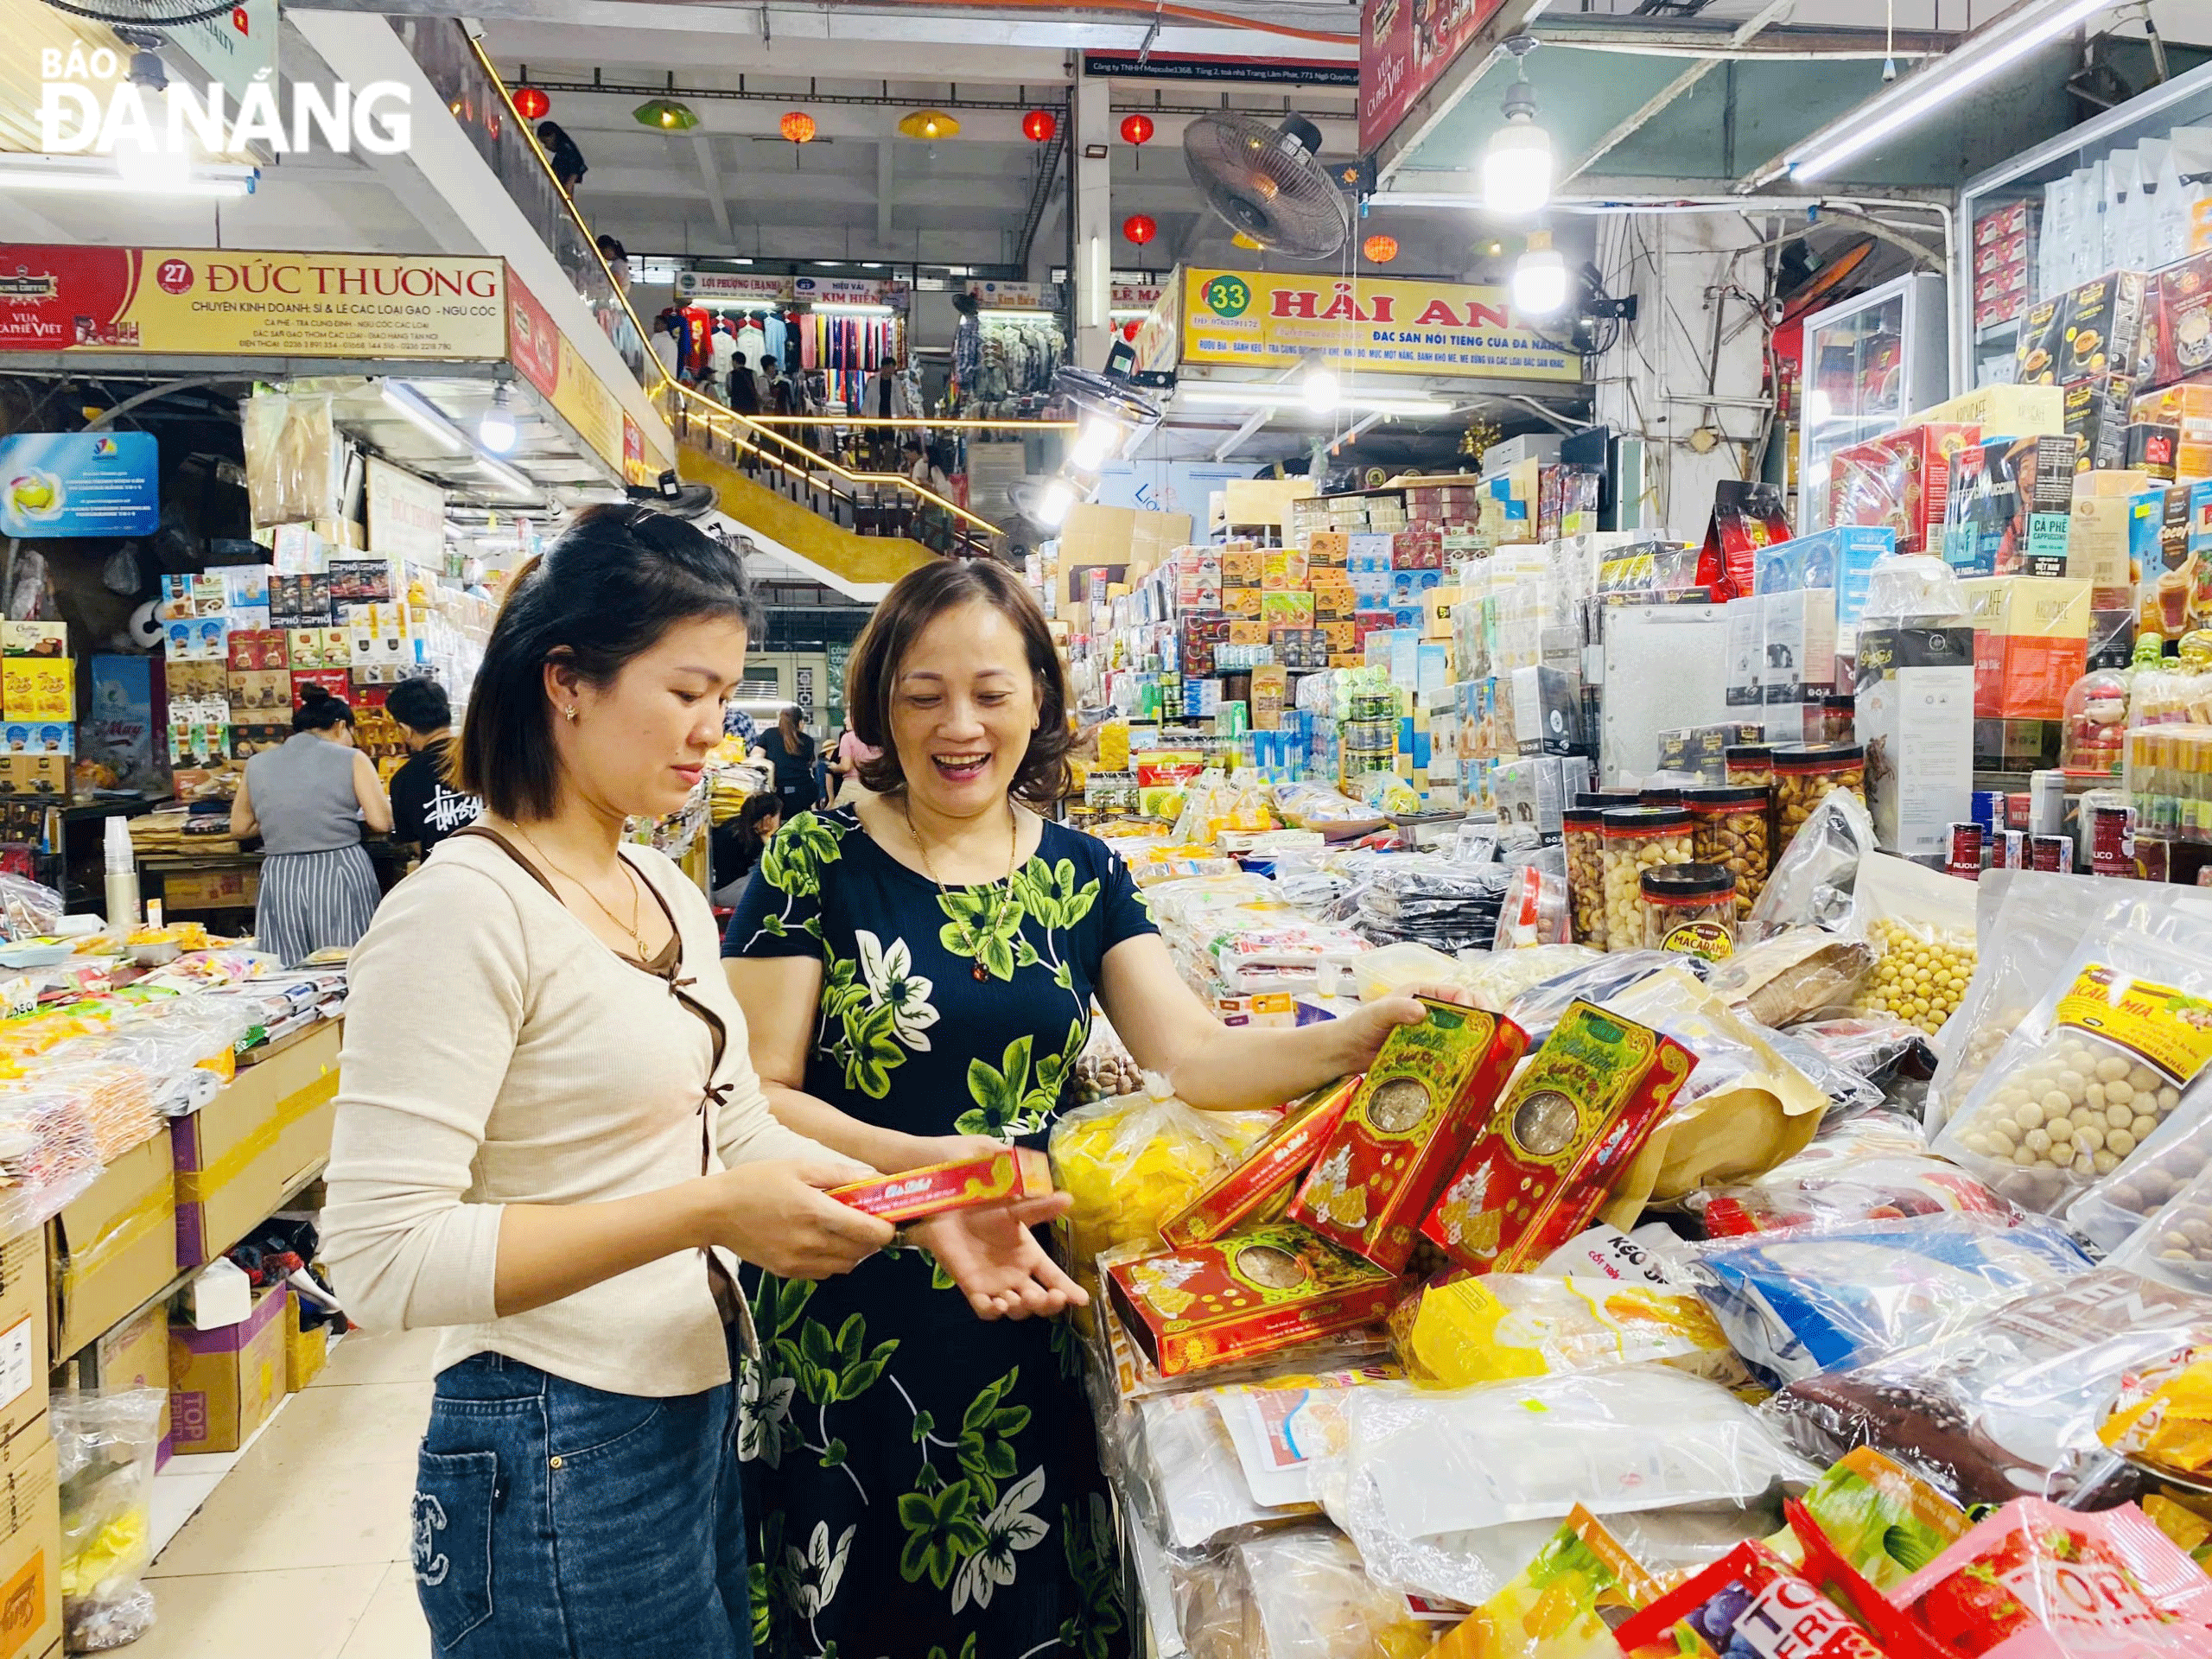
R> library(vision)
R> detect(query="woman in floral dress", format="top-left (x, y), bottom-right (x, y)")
top-left (723, 561), bottom-right (1444, 1659)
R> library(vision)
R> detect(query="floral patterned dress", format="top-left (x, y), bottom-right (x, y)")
top-left (723, 806), bottom-right (1155, 1659)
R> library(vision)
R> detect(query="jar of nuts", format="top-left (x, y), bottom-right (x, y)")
top-left (1820, 695), bottom-right (1856, 745)
top-left (1577, 789), bottom-right (1643, 813)
top-left (1723, 745), bottom-right (1775, 790)
top-left (1599, 807), bottom-right (1694, 953)
top-left (1683, 785), bottom-right (1772, 918)
top-left (1564, 806), bottom-right (1608, 949)
top-left (1774, 744), bottom-right (1867, 850)
top-left (1639, 862), bottom-right (1738, 960)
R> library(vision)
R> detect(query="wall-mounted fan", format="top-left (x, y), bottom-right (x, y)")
top-left (1183, 112), bottom-right (1349, 260)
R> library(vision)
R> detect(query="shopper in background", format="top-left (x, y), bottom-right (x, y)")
top-left (728, 351), bottom-right (761, 416)
top-left (709, 792), bottom-right (781, 904)
top-left (324, 506), bottom-right (1066, 1659)
top-left (537, 119), bottom-right (587, 192)
top-left (595, 234), bottom-right (630, 292)
top-left (383, 677), bottom-right (481, 856)
top-left (859, 351), bottom-right (910, 468)
top-left (230, 685), bottom-right (391, 965)
top-left (829, 722), bottom-right (880, 806)
top-left (649, 314), bottom-right (680, 377)
top-left (755, 703), bottom-right (818, 815)
top-left (722, 559), bottom-right (1441, 1659)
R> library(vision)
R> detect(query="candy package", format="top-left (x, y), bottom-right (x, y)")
top-left (1766, 1267), bottom-right (2212, 1507)
top-left (1422, 1001), bottom-right (1695, 1270)
top-left (2099, 1347), bottom-right (2212, 1481)
top-left (1688, 1154), bottom-right (2011, 1240)
top-left (1891, 1497), bottom-right (2212, 1658)
top-left (1389, 1271), bottom-right (1734, 1388)
top-left (1611, 1540), bottom-right (1889, 1659)
top-left (1162, 1079), bottom-right (1357, 1248)
top-left (1689, 1214), bottom-right (2090, 1386)
top-left (1424, 1507), bottom-right (1660, 1659)
top-left (1049, 1075), bottom-right (1281, 1282)
top-left (1932, 929), bottom-right (2212, 1214)
top-left (1764, 1447), bottom-right (1969, 1592)
top-left (1319, 1367), bottom-right (1815, 1605)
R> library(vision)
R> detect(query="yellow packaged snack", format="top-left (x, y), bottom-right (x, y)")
top-left (2144, 1492), bottom-right (2212, 1569)
top-left (1426, 1507), bottom-right (1656, 1659)
top-left (1390, 1273), bottom-right (1733, 1389)
top-left (2101, 1348), bottom-right (2212, 1478)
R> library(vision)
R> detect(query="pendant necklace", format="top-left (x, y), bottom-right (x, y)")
top-left (905, 798), bottom-right (1020, 981)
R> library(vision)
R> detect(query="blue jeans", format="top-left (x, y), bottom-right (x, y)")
top-left (413, 1345), bottom-right (750, 1657)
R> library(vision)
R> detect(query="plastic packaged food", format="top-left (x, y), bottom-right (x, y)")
top-left (2099, 1348), bottom-right (2212, 1480)
top-left (1689, 1215), bottom-right (2090, 1385)
top-left (1562, 806), bottom-right (1607, 949)
top-left (1320, 1367), bottom-right (1815, 1606)
top-left (1892, 1497), bottom-right (2212, 1659)
top-left (56, 1387), bottom-right (166, 1652)
top-left (1391, 1271), bottom-right (1733, 1388)
top-left (1599, 809), bottom-right (1694, 956)
top-left (1684, 785), bottom-right (1772, 919)
top-left (1773, 745), bottom-right (1868, 851)
top-left (1851, 916), bottom-right (1978, 1037)
top-left (1178, 1528), bottom-right (1435, 1659)
top-left (1933, 931), bottom-right (2212, 1213)
top-left (1689, 1154), bottom-right (2010, 1240)
top-left (1503, 951), bottom-right (1691, 1046)
top-left (1743, 790), bottom-right (1880, 941)
top-left (2068, 1106), bottom-right (2212, 1255)
top-left (1765, 1446), bottom-right (1969, 1592)
top-left (1453, 945), bottom-right (1603, 1014)
top-left (1613, 1540), bottom-right (1889, 1659)
top-left (1135, 1389), bottom-right (1308, 1551)
top-left (1785, 1015), bottom-right (1936, 1096)
top-left (1049, 1075), bottom-right (1281, 1281)
top-left (1424, 1507), bottom-right (1659, 1659)
top-left (1766, 1267), bottom-right (2212, 1507)
top-left (1639, 863), bottom-right (1738, 961)
top-left (1707, 934), bottom-right (1878, 1028)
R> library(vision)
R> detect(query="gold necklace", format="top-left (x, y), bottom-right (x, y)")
top-left (513, 824), bottom-right (651, 958)
top-left (904, 798), bottom-right (1020, 982)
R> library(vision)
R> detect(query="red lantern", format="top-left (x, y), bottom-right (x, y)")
top-left (1022, 109), bottom-right (1057, 143)
top-left (1362, 233), bottom-right (1399, 264)
top-left (513, 85), bottom-right (550, 120)
top-left (779, 111), bottom-right (817, 144)
top-left (1120, 113), bottom-right (1154, 145)
top-left (1122, 319), bottom-right (1141, 341)
top-left (1122, 213), bottom-right (1157, 245)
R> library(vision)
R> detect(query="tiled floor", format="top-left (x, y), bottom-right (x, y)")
top-left (132, 1326), bottom-right (439, 1659)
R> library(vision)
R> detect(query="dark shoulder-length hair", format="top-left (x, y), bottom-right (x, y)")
top-left (452, 505), bottom-right (762, 822)
top-left (845, 559), bottom-right (1071, 806)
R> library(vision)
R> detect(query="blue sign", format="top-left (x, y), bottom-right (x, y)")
top-left (0, 432), bottom-right (159, 537)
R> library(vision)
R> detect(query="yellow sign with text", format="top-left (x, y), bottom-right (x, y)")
top-left (1179, 268), bottom-right (1581, 383)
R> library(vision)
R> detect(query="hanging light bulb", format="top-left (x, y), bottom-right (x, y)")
top-left (1511, 229), bottom-right (1569, 317)
top-left (1070, 414), bottom-right (1120, 473)
top-left (1482, 36), bottom-right (1552, 217)
top-left (1302, 360), bottom-right (1339, 415)
top-left (111, 41), bottom-right (189, 194)
top-left (478, 384), bottom-right (518, 454)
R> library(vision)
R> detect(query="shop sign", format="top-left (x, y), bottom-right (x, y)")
top-left (1132, 278), bottom-right (1183, 376)
top-left (1082, 52), bottom-right (1357, 88)
top-left (677, 271), bottom-right (794, 303)
top-left (507, 274), bottom-right (670, 482)
top-left (365, 455), bottom-right (445, 565)
top-left (1359, 0), bottom-right (1510, 155)
top-left (166, 0), bottom-right (279, 110)
top-left (86, 655), bottom-right (158, 794)
top-left (793, 276), bottom-right (887, 306)
top-left (0, 431), bottom-right (158, 537)
top-left (967, 279), bottom-right (1056, 310)
top-left (0, 245), bottom-right (506, 359)
top-left (1112, 283), bottom-right (1162, 311)
top-left (1179, 267), bottom-right (1580, 382)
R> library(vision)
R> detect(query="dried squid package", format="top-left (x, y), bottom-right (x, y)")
top-left (1932, 930), bottom-right (2212, 1215)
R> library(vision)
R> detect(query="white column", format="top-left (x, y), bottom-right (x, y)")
top-left (1071, 70), bottom-right (1114, 372)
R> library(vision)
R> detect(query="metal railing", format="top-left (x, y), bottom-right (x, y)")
top-left (392, 18), bottom-right (1015, 550)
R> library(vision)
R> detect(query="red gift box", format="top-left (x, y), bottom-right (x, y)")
top-left (1827, 423), bottom-right (1979, 557)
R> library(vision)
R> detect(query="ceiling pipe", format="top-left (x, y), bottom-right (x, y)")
top-left (1560, 0), bottom-right (1796, 188)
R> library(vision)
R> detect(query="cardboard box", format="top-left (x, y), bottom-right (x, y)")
top-left (162, 868), bottom-right (259, 912)
top-left (0, 1238), bottom-right (39, 1456)
top-left (2017, 270), bottom-right (2148, 385)
top-left (1103, 1223), bottom-right (1398, 1379)
top-left (1288, 1001), bottom-right (1529, 1272)
top-left (283, 1296), bottom-right (328, 1394)
top-left (2065, 374), bottom-right (2133, 472)
top-left (173, 1024), bottom-right (340, 1270)
top-left (93, 1304), bottom-right (171, 1457)
top-left (47, 1126), bottom-right (175, 1364)
top-left (2132, 382), bottom-right (2212, 478)
top-left (1962, 576), bottom-right (2093, 719)
top-left (1945, 435), bottom-right (2079, 575)
top-left (0, 663), bottom-right (68, 723)
top-left (831, 1147), bottom-right (1051, 1224)
top-left (2069, 470), bottom-right (2158, 592)
top-left (1421, 1001), bottom-right (1696, 1273)
top-left (169, 1282), bottom-right (289, 1455)
top-left (1160, 1081), bottom-right (1357, 1249)
top-left (1909, 385), bottom-right (2065, 435)
top-left (2144, 251), bottom-right (2212, 391)
top-left (1762, 588), bottom-right (1840, 705)
top-left (1828, 424), bottom-right (1977, 556)
top-left (0, 1433), bottom-right (60, 1659)
top-left (1855, 626), bottom-right (1976, 855)
top-left (1221, 587), bottom-right (1261, 620)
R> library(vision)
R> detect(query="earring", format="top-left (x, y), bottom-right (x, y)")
top-left (563, 706), bottom-right (578, 721)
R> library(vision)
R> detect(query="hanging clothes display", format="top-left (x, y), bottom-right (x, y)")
top-left (763, 311), bottom-right (788, 369)
top-left (798, 312), bottom-right (906, 412)
top-left (680, 305), bottom-right (715, 373)
top-left (734, 316), bottom-right (769, 369)
top-left (969, 317), bottom-right (1065, 417)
